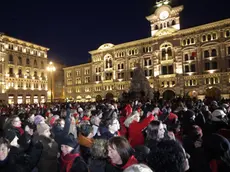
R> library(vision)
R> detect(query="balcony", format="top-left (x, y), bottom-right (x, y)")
top-left (160, 59), bottom-right (174, 65)
top-left (159, 73), bottom-right (176, 79)
top-left (8, 61), bottom-right (14, 64)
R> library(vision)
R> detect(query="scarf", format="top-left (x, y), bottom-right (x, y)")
top-left (60, 153), bottom-right (80, 172)
top-left (15, 127), bottom-right (24, 135)
top-left (78, 134), bottom-right (93, 148)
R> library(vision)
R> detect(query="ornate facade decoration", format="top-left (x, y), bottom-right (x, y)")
top-left (64, 1), bottom-right (230, 101)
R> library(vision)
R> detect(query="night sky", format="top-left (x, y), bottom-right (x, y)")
top-left (0, 0), bottom-right (229, 66)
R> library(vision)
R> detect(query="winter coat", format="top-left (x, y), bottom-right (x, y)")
top-left (105, 155), bottom-right (138, 172)
top-left (33, 135), bottom-right (58, 172)
top-left (94, 126), bottom-right (118, 140)
top-left (119, 116), bottom-right (128, 137)
top-left (128, 114), bottom-right (154, 147)
top-left (58, 147), bottom-right (88, 172)
top-left (52, 108), bottom-right (72, 146)
top-left (89, 159), bottom-right (107, 172)
top-left (0, 141), bottom-right (43, 172)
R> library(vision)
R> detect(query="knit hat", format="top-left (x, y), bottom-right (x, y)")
top-left (37, 123), bottom-right (50, 135)
top-left (49, 115), bottom-right (60, 126)
top-left (34, 115), bottom-right (45, 125)
top-left (61, 133), bottom-right (78, 148)
top-left (4, 129), bottom-right (16, 143)
top-left (203, 134), bottom-right (230, 161)
top-left (211, 109), bottom-right (227, 122)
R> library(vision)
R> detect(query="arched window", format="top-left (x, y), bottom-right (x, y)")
top-left (187, 39), bottom-right (190, 45)
top-left (191, 38), bottom-right (195, 44)
top-left (172, 20), bottom-right (176, 25)
top-left (9, 54), bottom-right (13, 63)
top-left (162, 49), bottom-right (166, 60)
top-left (202, 35), bottom-right (206, 42)
top-left (167, 47), bottom-right (172, 57)
top-left (167, 22), bottom-right (170, 27)
top-left (211, 49), bottom-right (217, 57)
top-left (155, 25), bottom-right (159, 30)
top-left (109, 59), bottom-right (112, 68)
top-left (207, 34), bottom-right (212, 41)
top-left (204, 50), bottom-right (210, 58)
top-left (183, 40), bottom-right (186, 45)
top-left (212, 33), bottom-right (217, 40)
top-left (184, 54), bottom-right (189, 61)
top-left (160, 23), bottom-right (163, 29)
top-left (105, 59), bottom-right (109, 68)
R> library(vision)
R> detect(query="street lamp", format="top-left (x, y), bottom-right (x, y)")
top-left (47, 61), bottom-right (56, 103)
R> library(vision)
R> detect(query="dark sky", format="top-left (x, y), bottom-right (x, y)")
top-left (0, 0), bottom-right (229, 66)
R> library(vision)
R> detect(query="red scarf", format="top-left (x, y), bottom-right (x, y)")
top-left (111, 155), bottom-right (138, 170)
top-left (60, 153), bottom-right (80, 172)
top-left (15, 127), bottom-right (24, 135)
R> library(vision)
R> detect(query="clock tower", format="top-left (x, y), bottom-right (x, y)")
top-left (146, 0), bottom-right (183, 37)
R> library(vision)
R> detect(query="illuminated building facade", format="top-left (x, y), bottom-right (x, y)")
top-left (64, 0), bottom-right (230, 101)
top-left (0, 33), bottom-right (49, 104)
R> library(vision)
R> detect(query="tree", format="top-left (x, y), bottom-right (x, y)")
top-left (129, 64), bottom-right (153, 100)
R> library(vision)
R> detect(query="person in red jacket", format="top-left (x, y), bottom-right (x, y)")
top-left (106, 136), bottom-right (138, 172)
top-left (126, 111), bottom-right (154, 147)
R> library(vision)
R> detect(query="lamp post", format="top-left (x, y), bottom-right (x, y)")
top-left (47, 61), bottom-right (56, 103)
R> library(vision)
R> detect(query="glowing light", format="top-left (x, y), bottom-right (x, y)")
top-left (209, 70), bottom-right (214, 74)
top-left (209, 57), bottom-right (213, 61)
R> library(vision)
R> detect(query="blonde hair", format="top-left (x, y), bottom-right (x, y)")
top-left (123, 164), bottom-right (153, 172)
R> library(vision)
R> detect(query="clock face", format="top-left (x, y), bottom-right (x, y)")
top-left (159, 11), bottom-right (169, 20)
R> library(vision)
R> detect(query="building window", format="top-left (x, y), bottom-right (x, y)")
top-left (34, 59), bottom-right (37, 67)
top-left (9, 54), bottom-right (14, 64)
top-left (85, 76), bottom-right (90, 83)
top-left (144, 58), bottom-right (152, 66)
top-left (211, 49), bottom-right (217, 57)
top-left (96, 75), bottom-right (101, 81)
top-left (18, 56), bottom-right (22, 65)
top-left (226, 30), bottom-right (230, 37)
top-left (67, 72), bottom-right (72, 78)
top-left (76, 70), bottom-right (80, 76)
top-left (185, 80), bottom-right (197, 87)
top-left (144, 70), bottom-right (152, 77)
top-left (205, 61), bottom-right (218, 70)
top-left (161, 65), bottom-right (173, 75)
top-left (204, 50), bottom-right (210, 58)
top-left (105, 73), bottom-right (112, 80)
top-left (143, 46), bottom-right (152, 53)
top-left (84, 68), bottom-right (90, 75)
top-left (26, 58), bottom-right (30, 65)
top-left (161, 43), bottom-right (173, 61)
top-left (76, 78), bottom-right (81, 84)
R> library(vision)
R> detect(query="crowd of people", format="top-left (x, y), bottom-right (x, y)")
top-left (0, 97), bottom-right (229, 172)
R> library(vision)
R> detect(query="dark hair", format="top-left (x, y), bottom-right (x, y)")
top-left (108, 136), bottom-right (133, 165)
top-left (54, 118), bottom-right (65, 126)
top-left (80, 124), bottom-right (93, 137)
top-left (147, 140), bottom-right (187, 172)
top-left (146, 120), bottom-right (162, 140)
top-left (0, 137), bottom-right (10, 149)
